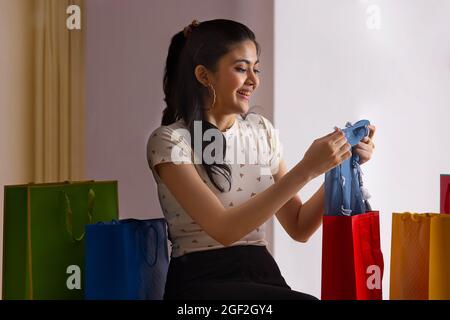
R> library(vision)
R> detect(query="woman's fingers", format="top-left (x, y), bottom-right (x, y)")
top-left (340, 149), bottom-right (352, 161)
top-left (357, 140), bottom-right (369, 149)
top-left (333, 132), bottom-right (347, 145)
top-left (354, 148), bottom-right (371, 163)
top-left (321, 124), bottom-right (375, 163)
top-left (335, 137), bottom-right (350, 153)
top-left (368, 125), bottom-right (376, 139)
top-left (328, 124), bottom-right (375, 143)
top-left (358, 137), bottom-right (375, 150)
top-left (326, 124), bottom-right (376, 166)
top-left (317, 127), bottom-right (340, 142)
top-left (330, 130), bottom-right (347, 147)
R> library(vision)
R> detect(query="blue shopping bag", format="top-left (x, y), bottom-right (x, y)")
top-left (85, 218), bottom-right (169, 300)
top-left (324, 120), bottom-right (372, 216)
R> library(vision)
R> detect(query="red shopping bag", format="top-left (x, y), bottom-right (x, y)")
top-left (441, 174), bottom-right (450, 214)
top-left (321, 211), bottom-right (384, 300)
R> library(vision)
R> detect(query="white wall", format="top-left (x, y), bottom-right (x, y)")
top-left (274, 0), bottom-right (450, 299)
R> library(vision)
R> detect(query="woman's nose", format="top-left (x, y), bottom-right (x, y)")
top-left (246, 73), bottom-right (258, 87)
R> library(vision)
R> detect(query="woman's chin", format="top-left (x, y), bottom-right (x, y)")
top-left (235, 101), bottom-right (249, 113)
top-left (223, 100), bottom-right (249, 114)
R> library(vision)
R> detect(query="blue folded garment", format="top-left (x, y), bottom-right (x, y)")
top-left (324, 120), bottom-right (372, 216)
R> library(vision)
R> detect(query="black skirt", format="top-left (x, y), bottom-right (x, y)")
top-left (163, 245), bottom-right (317, 300)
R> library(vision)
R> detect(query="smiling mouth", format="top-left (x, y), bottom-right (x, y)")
top-left (237, 90), bottom-right (251, 100)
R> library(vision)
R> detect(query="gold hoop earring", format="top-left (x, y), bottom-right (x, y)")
top-left (206, 84), bottom-right (216, 111)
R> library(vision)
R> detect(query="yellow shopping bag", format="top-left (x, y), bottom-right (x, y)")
top-left (429, 216), bottom-right (450, 299)
top-left (390, 213), bottom-right (450, 300)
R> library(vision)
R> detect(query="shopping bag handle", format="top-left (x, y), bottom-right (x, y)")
top-left (445, 183), bottom-right (450, 214)
top-left (63, 188), bottom-right (95, 242)
top-left (139, 223), bottom-right (159, 267)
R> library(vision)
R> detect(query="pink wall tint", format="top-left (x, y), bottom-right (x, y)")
top-left (85, 0), bottom-right (274, 229)
top-left (0, 0), bottom-right (35, 293)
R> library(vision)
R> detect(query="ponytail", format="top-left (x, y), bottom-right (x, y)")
top-left (162, 31), bottom-right (186, 126)
top-left (159, 19), bottom-right (260, 193)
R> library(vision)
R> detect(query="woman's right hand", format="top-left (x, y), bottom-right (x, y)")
top-left (300, 127), bottom-right (352, 179)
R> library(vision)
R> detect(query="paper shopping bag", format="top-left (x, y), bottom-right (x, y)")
top-left (322, 211), bottom-right (384, 300)
top-left (2, 180), bottom-right (119, 299)
top-left (85, 218), bottom-right (169, 300)
top-left (390, 213), bottom-right (450, 300)
top-left (441, 175), bottom-right (450, 214)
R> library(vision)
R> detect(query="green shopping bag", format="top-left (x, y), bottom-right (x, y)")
top-left (2, 180), bottom-right (119, 300)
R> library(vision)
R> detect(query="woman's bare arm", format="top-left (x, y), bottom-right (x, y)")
top-left (273, 124), bottom-right (377, 242)
top-left (155, 127), bottom-right (349, 246)
top-left (155, 159), bottom-right (314, 246)
top-left (273, 159), bottom-right (325, 242)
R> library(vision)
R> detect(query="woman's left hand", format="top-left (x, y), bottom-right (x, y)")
top-left (354, 125), bottom-right (376, 165)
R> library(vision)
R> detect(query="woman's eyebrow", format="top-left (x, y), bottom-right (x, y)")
top-left (233, 59), bottom-right (260, 65)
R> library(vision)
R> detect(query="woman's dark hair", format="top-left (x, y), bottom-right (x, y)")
top-left (161, 19), bottom-right (261, 192)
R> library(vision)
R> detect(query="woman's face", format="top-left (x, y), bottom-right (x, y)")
top-left (209, 40), bottom-right (260, 115)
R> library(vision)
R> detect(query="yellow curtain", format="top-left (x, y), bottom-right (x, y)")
top-left (34, 0), bottom-right (85, 183)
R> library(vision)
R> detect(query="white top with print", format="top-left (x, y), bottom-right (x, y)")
top-left (146, 112), bottom-right (283, 257)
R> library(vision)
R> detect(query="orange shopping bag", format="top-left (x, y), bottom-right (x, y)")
top-left (390, 213), bottom-right (450, 300)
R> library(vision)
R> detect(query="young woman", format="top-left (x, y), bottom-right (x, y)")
top-left (147, 19), bottom-right (376, 300)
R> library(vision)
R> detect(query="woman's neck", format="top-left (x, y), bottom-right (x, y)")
top-left (204, 112), bottom-right (237, 133)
